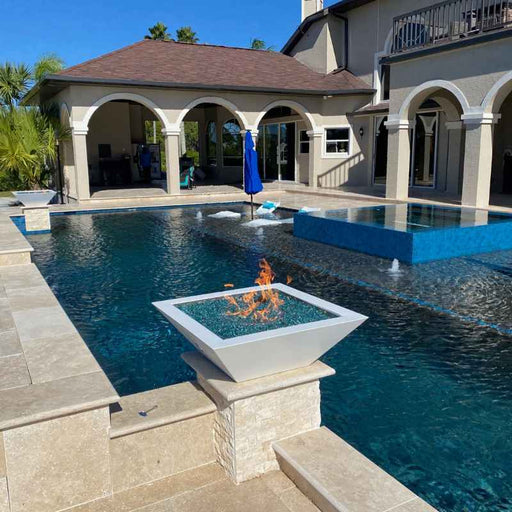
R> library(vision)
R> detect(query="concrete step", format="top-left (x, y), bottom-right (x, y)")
top-left (273, 427), bottom-right (437, 512)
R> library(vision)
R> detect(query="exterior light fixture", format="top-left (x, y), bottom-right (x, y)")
top-left (359, 127), bottom-right (365, 137)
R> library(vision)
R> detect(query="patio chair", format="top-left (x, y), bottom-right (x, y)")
top-left (180, 166), bottom-right (195, 189)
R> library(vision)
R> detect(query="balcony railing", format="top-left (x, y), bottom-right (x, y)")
top-left (391, 0), bottom-right (512, 54)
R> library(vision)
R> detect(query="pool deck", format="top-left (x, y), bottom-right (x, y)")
top-left (0, 187), bottom-right (450, 511)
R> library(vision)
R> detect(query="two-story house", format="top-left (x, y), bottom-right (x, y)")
top-left (26, 0), bottom-right (512, 209)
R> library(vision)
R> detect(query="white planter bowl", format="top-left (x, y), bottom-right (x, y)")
top-left (154, 284), bottom-right (367, 382)
top-left (12, 190), bottom-right (56, 207)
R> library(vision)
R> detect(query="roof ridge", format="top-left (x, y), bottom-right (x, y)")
top-left (58, 40), bottom-right (149, 75)
top-left (150, 39), bottom-right (283, 55)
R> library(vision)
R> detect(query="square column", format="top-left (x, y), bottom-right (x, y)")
top-left (163, 130), bottom-right (181, 195)
top-left (22, 206), bottom-right (50, 233)
top-left (182, 351), bottom-right (335, 484)
top-left (71, 131), bottom-right (91, 201)
top-left (307, 130), bottom-right (323, 188)
top-left (385, 118), bottom-right (412, 201)
top-left (444, 121), bottom-right (464, 194)
top-left (461, 114), bottom-right (498, 209)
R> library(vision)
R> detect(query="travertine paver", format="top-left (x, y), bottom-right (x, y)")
top-left (0, 330), bottom-right (22, 357)
top-left (274, 427), bottom-right (437, 512)
top-left (0, 355), bottom-right (31, 391)
top-left (68, 465), bottom-right (317, 512)
top-left (21, 332), bottom-right (100, 384)
top-left (110, 381), bottom-right (216, 438)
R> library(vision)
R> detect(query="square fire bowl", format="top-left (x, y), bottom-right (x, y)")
top-left (153, 284), bottom-right (367, 382)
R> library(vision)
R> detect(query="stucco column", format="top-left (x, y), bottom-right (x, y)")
top-left (307, 130), bottom-right (323, 188)
top-left (163, 130), bottom-right (181, 195)
top-left (385, 118), bottom-right (412, 201)
top-left (445, 121), bottom-right (464, 194)
top-left (71, 129), bottom-right (91, 201)
top-left (461, 114), bottom-right (499, 209)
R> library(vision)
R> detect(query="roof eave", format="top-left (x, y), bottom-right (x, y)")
top-left (281, 0), bottom-right (375, 54)
top-left (36, 74), bottom-right (375, 97)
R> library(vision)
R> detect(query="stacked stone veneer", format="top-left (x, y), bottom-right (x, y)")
top-left (210, 380), bottom-right (321, 482)
top-left (184, 352), bottom-right (334, 484)
top-left (22, 207), bottom-right (50, 233)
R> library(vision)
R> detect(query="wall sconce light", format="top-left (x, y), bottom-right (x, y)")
top-left (359, 127), bottom-right (365, 137)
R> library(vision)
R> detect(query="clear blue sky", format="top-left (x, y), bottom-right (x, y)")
top-left (0, 0), bottom-right (336, 68)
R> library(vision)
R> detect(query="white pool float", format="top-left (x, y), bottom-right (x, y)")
top-left (208, 211), bottom-right (242, 219)
top-left (256, 201), bottom-right (280, 216)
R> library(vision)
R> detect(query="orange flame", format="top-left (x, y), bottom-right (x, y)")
top-left (225, 259), bottom-right (285, 322)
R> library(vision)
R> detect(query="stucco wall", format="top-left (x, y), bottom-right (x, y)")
top-left (388, 38), bottom-right (512, 115)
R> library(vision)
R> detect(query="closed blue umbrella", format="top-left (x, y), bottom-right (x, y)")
top-left (244, 131), bottom-right (263, 219)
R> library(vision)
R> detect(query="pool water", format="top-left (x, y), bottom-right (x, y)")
top-left (26, 204), bottom-right (512, 512)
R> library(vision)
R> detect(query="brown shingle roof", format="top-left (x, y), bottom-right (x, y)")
top-left (53, 40), bottom-right (373, 95)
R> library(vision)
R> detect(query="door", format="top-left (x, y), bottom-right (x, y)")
top-left (260, 122), bottom-right (296, 181)
top-left (279, 123), bottom-right (296, 181)
top-left (410, 112), bottom-right (438, 188)
top-left (264, 124), bottom-right (279, 180)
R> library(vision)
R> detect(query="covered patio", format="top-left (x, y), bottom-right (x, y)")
top-left (26, 39), bottom-right (374, 203)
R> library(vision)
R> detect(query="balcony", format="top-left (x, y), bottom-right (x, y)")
top-left (391, 0), bottom-right (512, 54)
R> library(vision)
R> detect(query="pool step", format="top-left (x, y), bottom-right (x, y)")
top-left (108, 381), bottom-right (217, 492)
top-left (273, 427), bottom-right (437, 512)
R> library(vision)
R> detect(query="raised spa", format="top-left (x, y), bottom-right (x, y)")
top-left (294, 203), bottom-right (512, 264)
top-left (154, 283), bottom-right (367, 382)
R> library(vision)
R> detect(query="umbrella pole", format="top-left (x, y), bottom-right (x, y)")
top-left (251, 194), bottom-right (254, 219)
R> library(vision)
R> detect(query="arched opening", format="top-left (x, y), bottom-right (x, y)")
top-left (255, 104), bottom-right (314, 184)
top-left (86, 98), bottom-right (167, 197)
top-left (388, 83), bottom-right (467, 200)
top-left (491, 87), bottom-right (512, 198)
top-left (176, 100), bottom-right (248, 187)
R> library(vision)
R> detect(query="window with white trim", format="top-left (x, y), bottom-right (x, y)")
top-left (325, 128), bottom-right (350, 155)
top-left (299, 130), bottom-right (309, 154)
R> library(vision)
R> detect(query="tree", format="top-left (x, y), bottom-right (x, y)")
top-left (0, 63), bottom-right (31, 109)
top-left (0, 55), bottom-right (68, 190)
top-left (33, 54), bottom-right (65, 83)
top-left (250, 38), bottom-right (273, 50)
top-left (176, 26), bottom-right (199, 44)
top-left (145, 22), bottom-right (172, 41)
top-left (0, 106), bottom-right (69, 189)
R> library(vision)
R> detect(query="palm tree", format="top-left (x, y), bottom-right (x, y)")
top-left (0, 107), bottom-right (62, 189)
top-left (250, 39), bottom-right (274, 51)
top-left (145, 22), bottom-right (172, 41)
top-left (176, 26), bottom-right (199, 44)
top-left (33, 54), bottom-right (64, 83)
top-left (0, 63), bottom-right (31, 109)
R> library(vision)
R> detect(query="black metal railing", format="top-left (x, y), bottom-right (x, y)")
top-left (392, 0), bottom-right (512, 53)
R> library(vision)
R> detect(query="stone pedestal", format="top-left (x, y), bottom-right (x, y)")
top-left (22, 206), bottom-right (50, 233)
top-left (182, 352), bottom-right (335, 484)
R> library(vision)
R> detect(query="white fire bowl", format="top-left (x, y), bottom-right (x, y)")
top-left (12, 190), bottom-right (56, 207)
top-left (153, 283), bottom-right (367, 382)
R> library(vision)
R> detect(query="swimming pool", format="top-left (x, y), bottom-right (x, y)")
top-left (24, 203), bottom-right (512, 512)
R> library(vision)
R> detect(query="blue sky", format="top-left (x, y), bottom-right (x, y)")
top-left (0, 0), bottom-right (335, 68)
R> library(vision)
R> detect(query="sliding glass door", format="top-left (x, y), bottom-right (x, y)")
top-left (258, 122), bottom-right (296, 181)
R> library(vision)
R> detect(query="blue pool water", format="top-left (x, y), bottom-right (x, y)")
top-left (294, 204), bottom-right (512, 264)
top-left (24, 203), bottom-right (512, 512)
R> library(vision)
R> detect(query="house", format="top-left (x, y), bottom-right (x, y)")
top-left (26, 0), bottom-right (512, 209)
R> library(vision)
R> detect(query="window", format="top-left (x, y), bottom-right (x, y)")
top-left (299, 130), bottom-right (310, 154)
top-left (325, 128), bottom-right (350, 155)
top-left (380, 64), bottom-right (390, 101)
top-left (222, 119), bottom-right (243, 167)
top-left (206, 121), bottom-right (217, 165)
